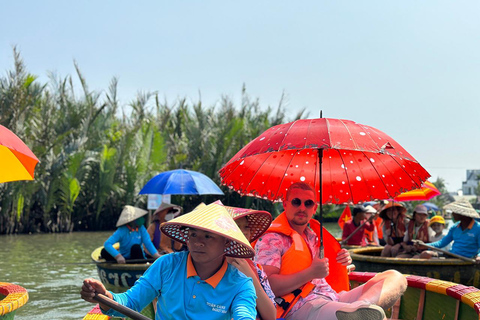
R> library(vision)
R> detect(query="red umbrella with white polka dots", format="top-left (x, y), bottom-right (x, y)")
top-left (219, 117), bottom-right (430, 256)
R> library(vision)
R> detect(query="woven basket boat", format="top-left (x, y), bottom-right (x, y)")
top-left (83, 252), bottom-right (480, 320)
top-left (0, 283), bottom-right (28, 320)
top-left (350, 246), bottom-right (480, 287)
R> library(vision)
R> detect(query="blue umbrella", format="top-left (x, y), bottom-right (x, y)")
top-left (423, 202), bottom-right (439, 211)
top-left (139, 169), bottom-right (224, 195)
top-left (362, 201), bottom-right (378, 207)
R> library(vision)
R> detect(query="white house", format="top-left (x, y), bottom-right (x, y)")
top-left (462, 169), bottom-right (480, 195)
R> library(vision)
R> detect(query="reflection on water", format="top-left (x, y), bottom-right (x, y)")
top-left (0, 224), bottom-right (341, 319)
top-left (0, 231), bottom-right (111, 320)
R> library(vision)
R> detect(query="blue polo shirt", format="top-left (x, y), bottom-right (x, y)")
top-left (429, 219), bottom-right (480, 258)
top-left (104, 225), bottom-right (158, 258)
top-left (104, 251), bottom-right (257, 320)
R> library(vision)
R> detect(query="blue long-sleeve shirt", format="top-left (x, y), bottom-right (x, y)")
top-left (104, 225), bottom-right (158, 258)
top-left (104, 251), bottom-right (257, 320)
top-left (429, 220), bottom-right (480, 258)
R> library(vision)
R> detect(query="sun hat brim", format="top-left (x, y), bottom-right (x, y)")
top-left (224, 206), bottom-right (272, 242)
top-left (116, 205), bottom-right (149, 227)
top-left (444, 200), bottom-right (480, 219)
top-left (154, 202), bottom-right (181, 215)
top-left (379, 202), bottom-right (406, 220)
top-left (364, 205), bottom-right (377, 214)
top-left (429, 216), bottom-right (446, 226)
top-left (160, 202), bottom-right (255, 258)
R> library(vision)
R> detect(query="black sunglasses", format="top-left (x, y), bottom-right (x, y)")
top-left (291, 198), bottom-right (315, 209)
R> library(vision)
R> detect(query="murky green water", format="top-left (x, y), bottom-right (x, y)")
top-left (1, 224), bottom-right (341, 319)
top-left (0, 231), bottom-right (110, 320)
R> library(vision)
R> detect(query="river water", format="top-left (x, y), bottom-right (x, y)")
top-left (1, 231), bottom-right (109, 320)
top-left (1, 224), bottom-right (341, 320)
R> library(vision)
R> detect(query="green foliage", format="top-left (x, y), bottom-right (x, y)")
top-left (0, 50), bottom-right (298, 234)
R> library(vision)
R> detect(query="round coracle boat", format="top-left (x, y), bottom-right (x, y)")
top-left (90, 246), bottom-right (153, 292)
top-left (83, 271), bottom-right (480, 320)
top-left (0, 282), bottom-right (29, 320)
top-left (350, 272), bottom-right (480, 320)
top-left (350, 247), bottom-right (480, 287)
top-left (84, 246), bottom-right (155, 320)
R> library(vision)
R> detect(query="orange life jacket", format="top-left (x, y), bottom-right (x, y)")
top-left (406, 220), bottom-right (430, 243)
top-left (373, 216), bottom-right (383, 239)
top-left (384, 214), bottom-right (407, 238)
top-left (364, 227), bottom-right (377, 245)
top-left (264, 212), bottom-right (349, 318)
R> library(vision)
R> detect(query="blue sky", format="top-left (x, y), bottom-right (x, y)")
top-left (1, 1), bottom-right (479, 192)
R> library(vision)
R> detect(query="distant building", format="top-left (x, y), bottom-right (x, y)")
top-left (462, 169), bottom-right (480, 195)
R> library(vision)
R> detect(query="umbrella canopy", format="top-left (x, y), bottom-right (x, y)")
top-left (139, 169), bottom-right (224, 195)
top-left (0, 125), bottom-right (39, 183)
top-left (393, 180), bottom-right (441, 202)
top-left (219, 118), bottom-right (430, 203)
top-left (423, 202), bottom-right (439, 211)
top-left (219, 117), bottom-right (430, 257)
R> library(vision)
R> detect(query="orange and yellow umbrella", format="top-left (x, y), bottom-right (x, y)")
top-left (393, 180), bottom-right (440, 201)
top-left (0, 125), bottom-right (39, 183)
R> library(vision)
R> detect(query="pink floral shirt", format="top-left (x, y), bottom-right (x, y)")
top-left (254, 226), bottom-right (339, 315)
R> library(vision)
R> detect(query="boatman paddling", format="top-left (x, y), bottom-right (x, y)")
top-left (254, 182), bottom-right (407, 320)
top-left (81, 202), bottom-right (257, 319)
top-left (418, 199), bottom-right (480, 262)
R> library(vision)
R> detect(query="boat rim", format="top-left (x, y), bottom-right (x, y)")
top-left (350, 246), bottom-right (474, 266)
top-left (91, 246), bottom-right (153, 270)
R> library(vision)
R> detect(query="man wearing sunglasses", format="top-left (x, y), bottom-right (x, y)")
top-left (255, 182), bottom-right (407, 320)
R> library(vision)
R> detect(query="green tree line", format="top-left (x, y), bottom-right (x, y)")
top-left (0, 50), bottom-right (450, 234)
top-left (0, 49), bottom-right (307, 234)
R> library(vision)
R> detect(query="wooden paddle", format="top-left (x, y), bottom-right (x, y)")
top-left (412, 240), bottom-right (477, 263)
top-left (93, 293), bottom-right (151, 320)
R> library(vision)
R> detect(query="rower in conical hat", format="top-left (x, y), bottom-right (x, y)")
top-left (423, 199), bottom-right (480, 261)
top-left (101, 205), bottom-right (161, 264)
top-left (81, 201), bottom-right (258, 319)
top-left (161, 201), bottom-right (255, 258)
top-left (218, 201), bottom-right (276, 320)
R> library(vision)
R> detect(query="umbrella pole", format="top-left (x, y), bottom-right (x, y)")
top-left (318, 148), bottom-right (324, 259)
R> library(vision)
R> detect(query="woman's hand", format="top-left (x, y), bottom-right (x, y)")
top-left (226, 257), bottom-right (256, 278)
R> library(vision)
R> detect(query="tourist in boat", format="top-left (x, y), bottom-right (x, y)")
top-left (254, 182), bottom-right (407, 320)
top-left (380, 202), bottom-right (409, 257)
top-left (429, 215), bottom-right (447, 243)
top-left (397, 204), bottom-right (431, 258)
top-left (416, 215), bottom-right (449, 258)
top-left (341, 205), bottom-right (375, 246)
top-left (81, 202), bottom-right (257, 319)
top-left (101, 205), bottom-right (161, 263)
top-left (224, 204), bottom-right (276, 320)
top-left (146, 202), bottom-right (184, 255)
top-left (420, 199), bottom-right (480, 261)
top-left (363, 205), bottom-right (380, 246)
top-left (372, 200), bottom-right (388, 245)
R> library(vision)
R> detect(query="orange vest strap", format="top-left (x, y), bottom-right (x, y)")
top-left (275, 282), bottom-right (316, 318)
top-left (266, 212), bottom-right (350, 293)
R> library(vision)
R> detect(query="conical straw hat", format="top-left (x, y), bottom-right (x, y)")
top-left (152, 202), bottom-right (182, 221)
top-left (379, 202), bottom-right (406, 220)
top-left (116, 205), bottom-right (148, 227)
top-left (444, 199), bottom-right (479, 219)
top-left (222, 204), bottom-right (272, 242)
top-left (160, 202), bottom-right (255, 258)
top-left (154, 202), bottom-right (180, 215)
